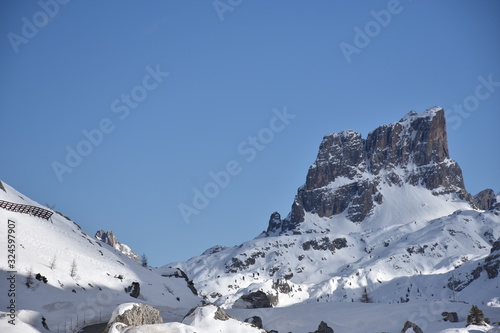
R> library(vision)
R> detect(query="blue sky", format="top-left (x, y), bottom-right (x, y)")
top-left (1, 1), bottom-right (499, 267)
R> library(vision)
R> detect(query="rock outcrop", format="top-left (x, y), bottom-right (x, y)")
top-left (266, 212), bottom-right (283, 234)
top-left (235, 290), bottom-right (272, 308)
top-left (442, 311), bottom-right (459, 322)
top-left (474, 189), bottom-right (497, 210)
top-left (310, 321), bottom-right (334, 333)
top-left (183, 304), bottom-right (233, 322)
top-left (273, 107), bottom-right (473, 234)
top-left (401, 320), bottom-right (424, 333)
top-left (161, 268), bottom-right (198, 295)
top-left (244, 316), bottom-right (263, 329)
top-left (484, 239), bottom-right (500, 279)
top-left (104, 303), bottom-right (163, 333)
top-left (125, 282), bottom-right (140, 298)
top-left (95, 230), bottom-right (141, 263)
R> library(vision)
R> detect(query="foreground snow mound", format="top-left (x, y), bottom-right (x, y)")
top-left (182, 304), bottom-right (264, 332)
top-left (112, 304), bottom-right (263, 333)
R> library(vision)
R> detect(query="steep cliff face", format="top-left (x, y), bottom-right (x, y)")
top-left (277, 107), bottom-right (473, 234)
top-left (474, 189), bottom-right (498, 210)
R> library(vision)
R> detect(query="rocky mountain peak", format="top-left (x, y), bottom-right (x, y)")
top-left (274, 107), bottom-right (473, 234)
top-left (95, 229), bottom-right (141, 263)
top-left (474, 189), bottom-right (498, 210)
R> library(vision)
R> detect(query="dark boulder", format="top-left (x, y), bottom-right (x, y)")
top-left (125, 282), bottom-right (140, 298)
top-left (244, 316), bottom-right (263, 329)
top-left (401, 320), bottom-right (423, 333)
top-left (442, 311), bottom-right (459, 322)
top-left (237, 290), bottom-right (272, 308)
top-left (310, 321), bottom-right (334, 333)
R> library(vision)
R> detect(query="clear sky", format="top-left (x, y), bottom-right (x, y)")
top-left (1, 1), bottom-right (499, 267)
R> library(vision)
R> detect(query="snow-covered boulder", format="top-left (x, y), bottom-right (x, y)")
top-left (182, 304), bottom-right (263, 332)
top-left (105, 303), bottom-right (162, 333)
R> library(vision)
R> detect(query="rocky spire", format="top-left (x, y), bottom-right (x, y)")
top-left (275, 107), bottom-right (474, 234)
top-left (95, 230), bottom-right (141, 263)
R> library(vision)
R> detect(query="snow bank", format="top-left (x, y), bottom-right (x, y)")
top-left (108, 303), bottom-right (138, 324)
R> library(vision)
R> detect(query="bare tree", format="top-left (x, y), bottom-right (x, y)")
top-left (26, 267), bottom-right (34, 288)
top-left (70, 259), bottom-right (78, 278)
top-left (49, 255), bottom-right (57, 270)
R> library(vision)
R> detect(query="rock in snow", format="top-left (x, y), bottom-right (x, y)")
top-left (236, 291), bottom-right (273, 309)
top-left (96, 229), bottom-right (141, 263)
top-left (105, 303), bottom-right (163, 333)
top-left (244, 316), bottom-right (263, 328)
top-left (310, 320), bottom-right (334, 333)
top-left (401, 320), bottom-right (424, 333)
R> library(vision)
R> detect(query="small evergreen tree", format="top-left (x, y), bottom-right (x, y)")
top-left (466, 305), bottom-right (490, 326)
top-left (141, 253), bottom-right (148, 268)
top-left (360, 287), bottom-right (373, 303)
top-left (45, 203), bottom-right (56, 210)
top-left (70, 259), bottom-right (78, 278)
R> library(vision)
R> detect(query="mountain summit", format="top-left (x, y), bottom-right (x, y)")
top-left (171, 107), bottom-right (499, 311)
top-left (271, 107), bottom-right (473, 234)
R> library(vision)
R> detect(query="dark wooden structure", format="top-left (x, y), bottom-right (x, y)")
top-left (0, 200), bottom-right (53, 220)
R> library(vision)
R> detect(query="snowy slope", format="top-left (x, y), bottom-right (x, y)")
top-left (0, 181), bottom-right (201, 333)
top-left (104, 301), bottom-right (500, 333)
top-left (0, 180), bottom-right (499, 332)
top-left (227, 301), bottom-right (500, 333)
top-left (167, 183), bottom-right (499, 309)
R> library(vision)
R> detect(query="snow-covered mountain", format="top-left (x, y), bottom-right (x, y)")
top-left (0, 181), bottom-right (201, 333)
top-left (167, 108), bottom-right (499, 310)
top-left (1, 107), bottom-right (499, 333)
